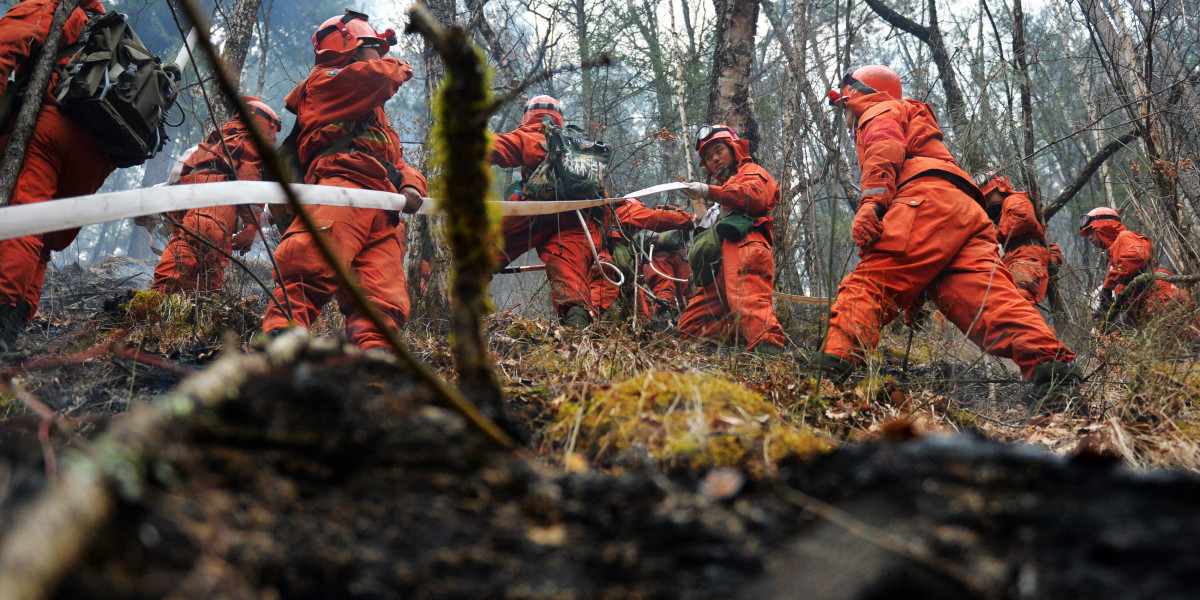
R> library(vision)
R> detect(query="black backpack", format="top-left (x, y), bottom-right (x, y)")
top-left (522, 116), bottom-right (612, 201)
top-left (53, 11), bottom-right (180, 167)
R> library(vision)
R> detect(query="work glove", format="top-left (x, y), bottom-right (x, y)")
top-left (400, 186), bottom-right (424, 214)
top-left (851, 201), bottom-right (885, 252)
top-left (682, 182), bottom-right (709, 200)
top-left (695, 204), bottom-right (720, 229)
top-left (230, 228), bottom-right (256, 254)
top-left (1093, 287), bottom-right (1115, 320)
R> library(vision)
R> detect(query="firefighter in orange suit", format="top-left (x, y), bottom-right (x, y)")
top-left (677, 125), bottom-right (786, 355)
top-left (490, 95), bottom-right (600, 327)
top-left (260, 10), bottom-right (426, 350)
top-left (1079, 207), bottom-right (1192, 329)
top-left (978, 173), bottom-right (1061, 305)
top-left (0, 0), bottom-right (115, 352)
top-left (151, 98), bottom-right (280, 296)
top-left (819, 65), bottom-right (1080, 405)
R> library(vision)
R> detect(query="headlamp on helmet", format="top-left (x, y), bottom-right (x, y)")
top-left (695, 125), bottom-right (735, 151)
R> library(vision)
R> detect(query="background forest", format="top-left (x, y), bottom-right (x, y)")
top-left (6, 0), bottom-right (1199, 333)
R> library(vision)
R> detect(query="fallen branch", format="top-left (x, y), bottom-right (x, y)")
top-left (0, 331), bottom-right (316, 600)
top-left (1043, 129), bottom-right (1139, 221)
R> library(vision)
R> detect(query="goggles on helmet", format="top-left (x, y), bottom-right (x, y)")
top-left (254, 109), bottom-right (282, 135)
top-left (827, 72), bottom-right (881, 106)
top-left (1079, 213), bottom-right (1120, 230)
top-left (695, 125), bottom-right (733, 151)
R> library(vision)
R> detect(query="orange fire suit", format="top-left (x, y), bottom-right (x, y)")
top-left (490, 115), bottom-right (602, 319)
top-left (260, 49), bottom-right (426, 350)
top-left (677, 139), bottom-right (785, 351)
top-left (587, 199), bottom-right (692, 314)
top-left (1091, 220), bottom-right (1191, 327)
top-left (151, 117), bottom-right (267, 295)
top-left (823, 94), bottom-right (1074, 379)
top-left (0, 0), bottom-right (114, 321)
top-left (646, 248), bottom-right (691, 314)
top-left (992, 191), bottom-right (1052, 305)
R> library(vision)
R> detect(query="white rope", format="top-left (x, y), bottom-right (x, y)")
top-left (646, 243), bottom-right (690, 283)
top-left (575, 209), bottom-right (624, 288)
top-left (0, 181), bottom-right (694, 243)
top-left (0, 181), bottom-right (626, 242)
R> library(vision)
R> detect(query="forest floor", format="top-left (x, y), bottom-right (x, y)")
top-left (2, 256), bottom-right (1200, 599)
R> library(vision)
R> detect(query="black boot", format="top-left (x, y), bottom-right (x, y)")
top-left (1022, 361), bottom-right (1084, 415)
top-left (562, 305), bottom-right (591, 329)
top-left (810, 351), bottom-right (855, 384)
top-left (0, 302), bottom-right (30, 353)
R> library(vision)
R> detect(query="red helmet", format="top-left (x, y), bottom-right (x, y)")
top-left (242, 96), bottom-right (281, 136)
top-left (523, 95), bottom-right (562, 126)
top-left (827, 65), bottom-right (903, 108)
top-left (313, 10), bottom-right (397, 56)
top-left (976, 172), bottom-right (1015, 198)
top-left (1079, 206), bottom-right (1121, 236)
top-left (695, 124), bottom-right (739, 158)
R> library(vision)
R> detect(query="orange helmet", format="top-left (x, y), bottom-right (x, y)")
top-left (523, 95), bottom-right (562, 126)
top-left (695, 124), bottom-right (739, 158)
top-left (1079, 206), bottom-right (1120, 236)
top-left (242, 96), bottom-right (281, 136)
top-left (975, 172), bottom-right (1015, 198)
top-left (827, 65), bottom-right (903, 108)
top-left (313, 10), bottom-right (397, 56)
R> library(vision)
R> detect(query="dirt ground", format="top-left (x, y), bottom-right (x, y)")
top-left (2, 257), bottom-right (1200, 599)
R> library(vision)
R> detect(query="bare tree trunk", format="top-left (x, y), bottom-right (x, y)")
top-left (253, 0), bottom-right (274, 98)
top-left (204, 0), bottom-right (263, 134)
top-left (706, 0), bottom-right (760, 153)
top-left (466, 0), bottom-right (521, 88)
top-left (407, 0), bottom-right (456, 326)
top-left (668, 0), bottom-right (695, 183)
top-left (573, 0), bottom-right (594, 125)
top-left (0, 0), bottom-right (82, 207)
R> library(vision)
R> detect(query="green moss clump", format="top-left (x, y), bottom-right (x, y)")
top-left (549, 371), bottom-right (829, 475)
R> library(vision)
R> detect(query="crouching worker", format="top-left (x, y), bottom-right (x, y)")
top-left (644, 229), bottom-right (692, 316)
top-left (261, 10), bottom-right (426, 350)
top-left (978, 173), bottom-right (1060, 306)
top-left (1079, 207), bottom-right (1192, 330)
top-left (677, 125), bottom-right (785, 356)
top-left (588, 198), bottom-right (693, 318)
top-left (0, 0), bottom-right (116, 352)
top-left (150, 98), bottom-right (280, 296)
top-left (818, 66), bottom-right (1080, 408)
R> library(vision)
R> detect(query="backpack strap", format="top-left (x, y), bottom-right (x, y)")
top-left (315, 116), bottom-right (407, 190)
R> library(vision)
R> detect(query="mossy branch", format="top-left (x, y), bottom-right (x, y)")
top-left (406, 4), bottom-right (508, 427)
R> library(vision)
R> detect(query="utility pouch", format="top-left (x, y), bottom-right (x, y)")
top-left (688, 226), bottom-right (723, 287)
top-left (715, 212), bottom-right (754, 241)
